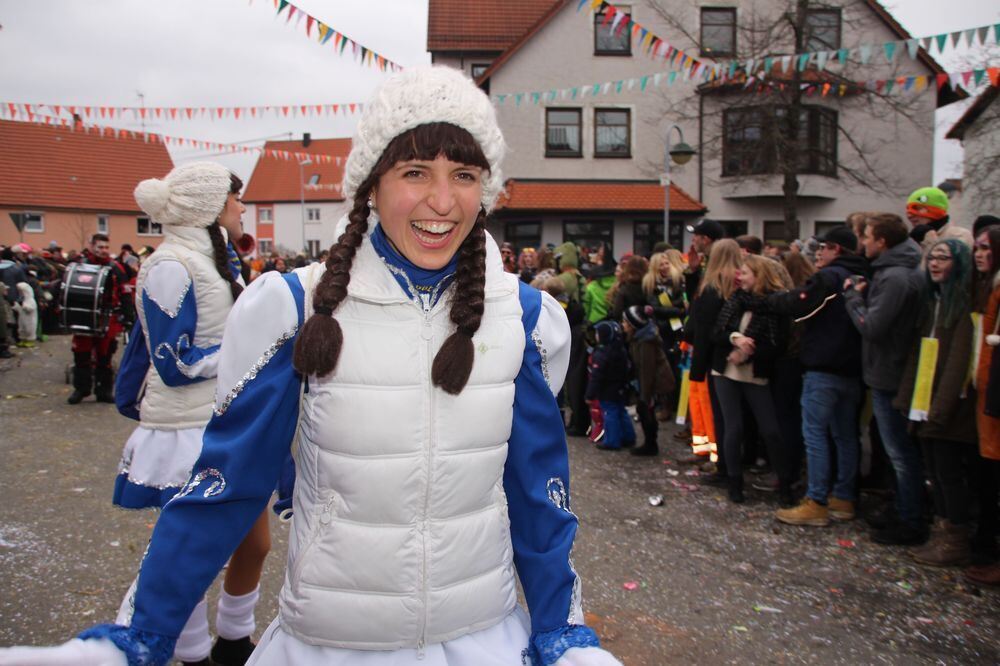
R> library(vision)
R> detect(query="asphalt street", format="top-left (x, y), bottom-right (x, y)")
top-left (1, 336), bottom-right (998, 664)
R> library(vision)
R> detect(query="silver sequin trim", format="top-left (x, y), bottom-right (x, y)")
top-left (154, 333), bottom-right (219, 379)
top-left (381, 259), bottom-right (454, 312)
top-left (213, 326), bottom-right (297, 416)
top-left (146, 277), bottom-right (192, 319)
top-left (547, 477), bottom-right (582, 623)
top-left (171, 467), bottom-right (227, 500)
top-left (531, 328), bottom-right (550, 387)
top-left (119, 540), bottom-right (151, 626)
top-left (116, 452), bottom-right (187, 491)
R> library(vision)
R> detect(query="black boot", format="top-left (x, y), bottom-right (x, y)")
top-left (727, 475), bottom-right (745, 504)
top-left (94, 359), bottom-right (115, 403)
top-left (67, 353), bottom-right (92, 404)
top-left (211, 635), bottom-right (256, 666)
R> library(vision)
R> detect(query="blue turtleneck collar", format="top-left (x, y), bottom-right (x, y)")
top-left (369, 223), bottom-right (457, 308)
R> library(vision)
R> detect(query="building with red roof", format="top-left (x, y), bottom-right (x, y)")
top-left (429, 0), bottom-right (964, 253)
top-left (242, 134), bottom-right (352, 257)
top-left (946, 82), bottom-right (1000, 228)
top-left (0, 118), bottom-right (173, 252)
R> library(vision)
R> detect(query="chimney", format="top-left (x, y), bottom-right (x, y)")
top-left (303, 132), bottom-right (311, 147)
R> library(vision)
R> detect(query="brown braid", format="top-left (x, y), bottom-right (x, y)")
top-left (207, 222), bottom-right (244, 301)
top-left (431, 211), bottom-right (487, 394)
top-left (292, 197), bottom-right (370, 377)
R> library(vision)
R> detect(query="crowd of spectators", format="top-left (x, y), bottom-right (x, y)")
top-left (501, 187), bottom-right (1000, 587)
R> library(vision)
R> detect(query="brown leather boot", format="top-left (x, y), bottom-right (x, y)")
top-left (911, 520), bottom-right (970, 567)
top-left (964, 562), bottom-right (1000, 586)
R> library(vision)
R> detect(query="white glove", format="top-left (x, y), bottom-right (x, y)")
top-left (0, 638), bottom-right (127, 666)
top-left (554, 646), bottom-right (624, 666)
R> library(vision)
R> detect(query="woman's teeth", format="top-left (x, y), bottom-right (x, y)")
top-left (412, 220), bottom-right (454, 234)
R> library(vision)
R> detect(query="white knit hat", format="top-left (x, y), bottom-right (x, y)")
top-left (134, 161), bottom-right (232, 228)
top-left (343, 66), bottom-right (506, 213)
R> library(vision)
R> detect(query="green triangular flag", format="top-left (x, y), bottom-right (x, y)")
top-left (668, 71), bottom-right (678, 85)
top-left (797, 53), bottom-right (810, 71)
top-left (531, 92), bottom-right (540, 104)
top-left (935, 33), bottom-right (947, 52)
top-left (640, 75), bottom-right (649, 91)
top-left (884, 79), bottom-right (895, 94)
top-left (995, 24), bottom-right (1000, 43)
top-left (277, 0), bottom-right (290, 14)
top-left (571, 87), bottom-right (579, 99)
top-left (515, 93), bottom-right (523, 106)
top-left (883, 42), bottom-right (897, 62)
top-left (837, 48), bottom-right (848, 66)
top-left (974, 69), bottom-right (985, 86)
top-left (764, 57), bottom-right (774, 73)
top-left (592, 83), bottom-right (601, 96)
top-left (497, 94), bottom-right (507, 105)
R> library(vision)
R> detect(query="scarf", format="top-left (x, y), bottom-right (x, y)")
top-left (370, 223), bottom-right (457, 309)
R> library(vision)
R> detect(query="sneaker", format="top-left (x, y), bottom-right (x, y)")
top-left (827, 497), bottom-right (855, 521)
top-left (775, 498), bottom-right (830, 527)
top-left (751, 474), bottom-right (779, 492)
top-left (872, 522), bottom-right (926, 546)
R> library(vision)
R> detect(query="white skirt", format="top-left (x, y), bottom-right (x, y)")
top-left (112, 425), bottom-right (205, 509)
top-left (247, 607), bottom-right (531, 666)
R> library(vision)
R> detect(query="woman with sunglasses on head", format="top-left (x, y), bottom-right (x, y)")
top-left (895, 238), bottom-right (977, 567)
top-left (0, 67), bottom-right (619, 666)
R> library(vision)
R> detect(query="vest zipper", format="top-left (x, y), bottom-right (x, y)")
top-left (290, 492), bottom-right (336, 593)
top-left (418, 303), bottom-right (434, 658)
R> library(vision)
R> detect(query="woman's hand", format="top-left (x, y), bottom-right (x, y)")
top-left (734, 334), bottom-right (755, 355)
top-left (0, 639), bottom-right (127, 666)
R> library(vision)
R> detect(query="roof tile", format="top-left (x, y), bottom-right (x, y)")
top-left (497, 179), bottom-right (706, 213)
top-left (0, 119), bottom-right (173, 212)
top-left (243, 138), bottom-right (352, 204)
top-left (428, 0), bottom-right (560, 51)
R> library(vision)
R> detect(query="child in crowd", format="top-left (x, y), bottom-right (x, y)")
top-left (586, 320), bottom-right (635, 450)
top-left (622, 305), bottom-right (674, 457)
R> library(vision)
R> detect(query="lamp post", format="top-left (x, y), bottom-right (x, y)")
top-left (298, 157), bottom-right (313, 255)
top-left (662, 124), bottom-right (696, 247)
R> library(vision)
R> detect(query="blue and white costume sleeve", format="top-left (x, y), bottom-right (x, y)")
top-left (142, 261), bottom-right (220, 386)
top-left (82, 270), bottom-right (305, 663)
top-left (509, 282), bottom-right (619, 666)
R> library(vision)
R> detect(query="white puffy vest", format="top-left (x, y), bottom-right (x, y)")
top-left (278, 241), bottom-right (526, 650)
top-left (136, 227), bottom-right (234, 430)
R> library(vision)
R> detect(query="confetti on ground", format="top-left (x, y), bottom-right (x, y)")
top-left (648, 495), bottom-right (664, 506)
top-left (753, 605), bottom-right (783, 614)
top-left (837, 539), bottom-right (856, 548)
top-left (732, 625), bottom-right (749, 632)
top-left (666, 469), bottom-right (680, 477)
top-left (896, 581), bottom-right (913, 591)
top-left (623, 581), bottom-right (639, 591)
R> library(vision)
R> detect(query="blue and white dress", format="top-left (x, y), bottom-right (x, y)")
top-left (85, 227), bottom-right (617, 666)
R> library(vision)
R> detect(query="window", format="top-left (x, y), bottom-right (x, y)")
top-left (307, 174), bottom-right (320, 186)
top-left (563, 221), bottom-right (613, 256)
top-left (813, 220), bottom-right (842, 239)
top-left (545, 108), bottom-right (582, 157)
top-left (257, 239), bottom-right (273, 255)
top-left (258, 208), bottom-right (273, 222)
top-left (96, 215), bottom-right (109, 234)
top-left (633, 220), bottom-right (664, 258)
top-left (718, 220), bottom-right (748, 238)
top-left (307, 208), bottom-right (321, 221)
top-left (504, 222), bottom-right (541, 253)
top-left (471, 63), bottom-right (491, 95)
top-left (23, 212), bottom-right (44, 233)
top-left (594, 108), bottom-right (631, 158)
top-left (306, 239), bottom-right (321, 258)
top-left (594, 5), bottom-right (631, 55)
top-left (137, 216), bottom-right (162, 236)
top-left (722, 105), bottom-right (837, 177)
top-left (805, 8), bottom-right (841, 51)
top-left (700, 8), bottom-right (736, 57)
top-left (764, 220), bottom-right (800, 245)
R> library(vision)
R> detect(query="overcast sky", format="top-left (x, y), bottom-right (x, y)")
top-left (0, 0), bottom-right (997, 185)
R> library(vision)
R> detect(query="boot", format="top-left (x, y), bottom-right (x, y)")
top-left (67, 352), bottom-right (92, 404)
top-left (964, 562), bottom-right (1000, 586)
top-left (727, 475), bottom-right (745, 504)
top-left (827, 496), bottom-right (856, 521)
top-left (911, 520), bottom-right (970, 567)
top-left (775, 497), bottom-right (830, 527)
top-left (94, 361), bottom-right (115, 403)
top-left (211, 636), bottom-right (256, 666)
top-left (630, 441), bottom-right (659, 456)
top-left (0, 346), bottom-right (13, 359)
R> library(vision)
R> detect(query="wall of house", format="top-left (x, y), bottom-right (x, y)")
top-left (255, 201), bottom-right (349, 257)
top-left (0, 208), bottom-right (164, 252)
top-left (481, 0), bottom-right (940, 243)
top-left (960, 102), bottom-right (1000, 228)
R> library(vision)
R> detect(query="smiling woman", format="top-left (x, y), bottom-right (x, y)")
top-left (0, 66), bottom-right (621, 666)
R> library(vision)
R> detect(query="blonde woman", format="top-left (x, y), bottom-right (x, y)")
top-left (643, 250), bottom-right (687, 419)
top-left (684, 239), bottom-right (742, 482)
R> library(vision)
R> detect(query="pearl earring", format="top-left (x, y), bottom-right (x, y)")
top-left (367, 196), bottom-right (376, 210)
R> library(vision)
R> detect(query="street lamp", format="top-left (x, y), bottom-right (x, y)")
top-left (662, 124), bottom-right (696, 246)
top-left (298, 157), bottom-right (313, 255)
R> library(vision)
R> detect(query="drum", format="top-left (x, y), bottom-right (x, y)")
top-left (60, 263), bottom-right (112, 336)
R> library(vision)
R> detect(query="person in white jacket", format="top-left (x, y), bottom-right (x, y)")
top-left (0, 67), bottom-right (619, 666)
top-left (13, 281), bottom-right (37, 345)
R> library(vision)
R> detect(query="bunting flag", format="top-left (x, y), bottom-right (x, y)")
top-left (0, 109), bottom-right (350, 167)
top-left (261, 0), bottom-right (402, 72)
top-left (0, 102), bottom-right (365, 122)
top-left (580, 2), bottom-right (1000, 80)
top-left (492, 66), bottom-right (1000, 107)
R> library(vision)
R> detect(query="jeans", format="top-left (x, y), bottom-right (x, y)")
top-left (599, 400), bottom-right (635, 448)
top-left (870, 388), bottom-right (924, 527)
top-left (801, 371), bottom-right (862, 503)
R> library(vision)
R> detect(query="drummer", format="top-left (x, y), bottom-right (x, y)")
top-left (67, 233), bottom-right (129, 404)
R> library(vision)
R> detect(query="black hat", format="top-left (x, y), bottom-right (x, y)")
top-left (973, 215), bottom-right (1000, 238)
top-left (686, 219), bottom-right (724, 241)
top-left (818, 225), bottom-right (858, 252)
top-left (623, 304), bottom-right (650, 329)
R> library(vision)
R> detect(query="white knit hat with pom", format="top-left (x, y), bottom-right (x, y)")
top-left (343, 66), bottom-right (506, 213)
top-left (134, 162), bottom-right (232, 228)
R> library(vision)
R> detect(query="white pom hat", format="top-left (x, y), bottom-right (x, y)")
top-left (343, 66), bottom-right (506, 213)
top-left (134, 162), bottom-right (233, 228)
